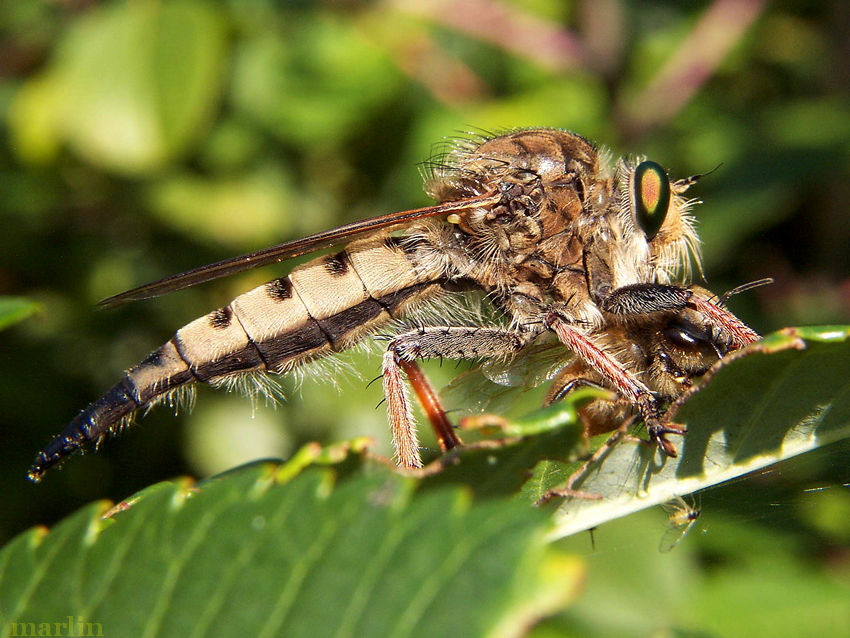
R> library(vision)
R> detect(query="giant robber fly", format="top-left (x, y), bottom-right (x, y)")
top-left (29, 128), bottom-right (760, 482)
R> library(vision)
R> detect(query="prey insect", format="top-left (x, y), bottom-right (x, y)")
top-left (659, 495), bottom-right (701, 553)
top-left (29, 128), bottom-right (760, 483)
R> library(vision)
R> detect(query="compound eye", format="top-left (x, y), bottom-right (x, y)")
top-left (632, 161), bottom-right (671, 240)
top-left (663, 323), bottom-right (703, 351)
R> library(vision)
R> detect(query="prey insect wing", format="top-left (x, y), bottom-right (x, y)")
top-left (479, 341), bottom-right (570, 388)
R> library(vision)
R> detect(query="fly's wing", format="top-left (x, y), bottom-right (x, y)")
top-left (480, 341), bottom-right (567, 387)
top-left (442, 341), bottom-right (572, 415)
top-left (98, 191), bottom-right (502, 309)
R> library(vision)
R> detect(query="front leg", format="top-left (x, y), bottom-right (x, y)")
top-left (598, 283), bottom-right (692, 315)
top-left (545, 312), bottom-right (684, 457)
top-left (600, 283), bottom-right (759, 348)
top-left (383, 326), bottom-right (539, 468)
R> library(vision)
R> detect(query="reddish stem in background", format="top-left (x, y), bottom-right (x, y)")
top-left (394, 0), bottom-right (585, 72)
top-left (619, 0), bottom-right (768, 138)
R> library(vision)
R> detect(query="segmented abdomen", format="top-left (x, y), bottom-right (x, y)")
top-left (29, 234), bottom-right (443, 481)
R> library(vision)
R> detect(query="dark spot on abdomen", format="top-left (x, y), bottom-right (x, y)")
top-left (266, 277), bottom-right (293, 301)
top-left (324, 252), bottom-right (349, 277)
top-left (209, 306), bottom-right (233, 329)
top-left (139, 349), bottom-right (163, 367)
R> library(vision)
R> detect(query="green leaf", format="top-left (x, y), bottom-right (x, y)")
top-left (0, 449), bottom-right (582, 637)
top-left (38, 0), bottom-right (227, 175)
top-left (538, 326), bottom-right (850, 538)
top-left (0, 297), bottom-right (41, 331)
top-left (231, 15), bottom-right (402, 147)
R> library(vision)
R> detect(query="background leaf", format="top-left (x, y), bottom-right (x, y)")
top-left (0, 298), bottom-right (40, 331)
top-left (23, 0), bottom-right (228, 174)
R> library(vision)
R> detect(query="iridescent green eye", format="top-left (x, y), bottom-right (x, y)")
top-left (632, 161), bottom-right (670, 240)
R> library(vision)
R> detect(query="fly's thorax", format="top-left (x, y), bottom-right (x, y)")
top-left (420, 130), bottom-right (613, 311)
top-left (425, 128), bottom-right (600, 203)
top-left (426, 130), bottom-right (606, 268)
top-left (439, 170), bottom-right (550, 271)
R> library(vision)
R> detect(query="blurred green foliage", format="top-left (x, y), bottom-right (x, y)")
top-left (0, 297), bottom-right (40, 330)
top-left (1, 1), bottom-right (849, 634)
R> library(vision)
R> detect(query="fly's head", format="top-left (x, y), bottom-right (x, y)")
top-left (583, 155), bottom-right (703, 304)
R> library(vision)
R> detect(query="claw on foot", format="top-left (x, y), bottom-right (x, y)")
top-left (647, 421), bottom-right (687, 457)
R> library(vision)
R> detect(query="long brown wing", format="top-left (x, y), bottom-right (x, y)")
top-left (98, 192), bottom-right (501, 309)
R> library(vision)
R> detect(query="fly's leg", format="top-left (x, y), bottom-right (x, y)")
top-left (402, 360), bottom-right (458, 452)
top-left (546, 312), bottom-right (684, 457)
top-left (544, 370), bottom-right (631, 439)
top-left (599, 283), bottom-right (760, 349)
top-left (687, 294), bottom-right (760, 348)
top-left (383, 326), bottom-right (539, 468)
top-left (382, 350), bottom-right (422, 470)
top-left (597, 283), bottom-right (693, 315)
top-left (536, 417), bottom-right (641, 505)
top-left (545, 373), bottom-right (608, 407)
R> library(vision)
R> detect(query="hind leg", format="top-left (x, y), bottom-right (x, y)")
top-left (382, 326), bottom-right (538, 468)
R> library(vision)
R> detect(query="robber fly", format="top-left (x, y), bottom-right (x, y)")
top-left (29, 128), bottom-right (760, 482)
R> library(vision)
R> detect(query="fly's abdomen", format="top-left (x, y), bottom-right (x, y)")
top-left (29, 235), bottom-right (443, 481)
top-left (229, 234), bottom-right (441, 370)
top-left (29, 340), bottom-right (197, 482)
